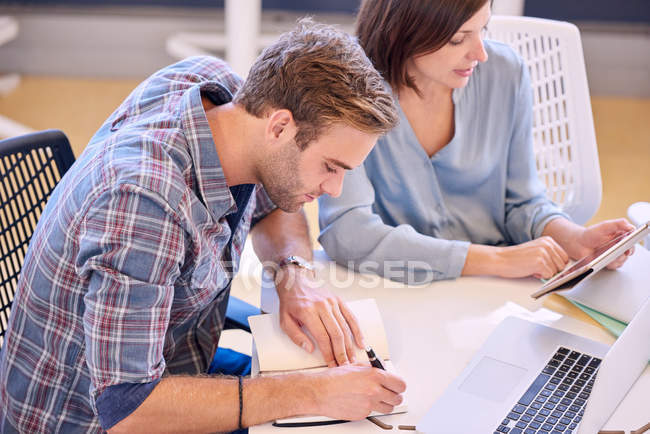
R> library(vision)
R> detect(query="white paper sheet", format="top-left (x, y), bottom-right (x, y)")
top-left (249, 298), bottom-right (391, 372)
top-left (562, 247), bottom-right (650, 323)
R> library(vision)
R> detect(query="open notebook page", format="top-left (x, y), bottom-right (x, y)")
top-left (249, 298), bottom-right (391, 372)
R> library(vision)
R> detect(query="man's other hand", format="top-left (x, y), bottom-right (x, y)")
top-left (275, 265), bottom-right (365, 367)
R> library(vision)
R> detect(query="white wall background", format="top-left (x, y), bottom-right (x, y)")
top-left (0, 4), bottom-right (648, 97)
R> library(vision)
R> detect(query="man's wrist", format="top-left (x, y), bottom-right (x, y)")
top-left (275, 255), bottom-right (316, 284)
top-left (289, 373), bottom-right (320, 415)
top-left (278, 255), bottom-right (314, 273)
top-left (242, 373), bottom-right (319, 425)
top-left (274, 263), bottom-right (316, 296)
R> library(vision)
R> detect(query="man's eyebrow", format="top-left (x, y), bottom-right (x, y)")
top-left (327, 158), bottom-right (353, 171)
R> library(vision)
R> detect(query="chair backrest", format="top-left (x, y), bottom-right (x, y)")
top-left (0, 129), bottom-right (75, 348)
top-left (487, 16), bottom-right (601, 225)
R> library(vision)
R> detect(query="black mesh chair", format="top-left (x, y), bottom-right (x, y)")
top-left (0, 129), bottom-right (258, 349)
top-left (0, 129), bottom-right (75, 348)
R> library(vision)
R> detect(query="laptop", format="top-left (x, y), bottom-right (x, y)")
top-left (531, 222), bottom-right (650, 299)
top-left (417, 295), bottom-right (650, 433)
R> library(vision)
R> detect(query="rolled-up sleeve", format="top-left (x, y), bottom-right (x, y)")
top-left (503, 61), bottom-right (569, 244)
top-left (319, 165), bottom-right (470, 284)
top-left (76, 183), bottom-right (185, 423)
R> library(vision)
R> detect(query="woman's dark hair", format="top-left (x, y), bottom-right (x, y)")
top-left (356, 0), bottom-right (490, 93)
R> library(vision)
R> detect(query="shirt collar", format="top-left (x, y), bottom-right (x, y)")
top-left (179, 81), bottom-right (238, 221)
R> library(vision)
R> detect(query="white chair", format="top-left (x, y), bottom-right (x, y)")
top-left (628, 202), bottom-right (650, 249)
top-left (487, 16), bottom-right (601, 225)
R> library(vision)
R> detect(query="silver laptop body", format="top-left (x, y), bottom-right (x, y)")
top-left (417, 296), bottom-right (650, 433)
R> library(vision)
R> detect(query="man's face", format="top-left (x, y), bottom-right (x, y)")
top-left (259, 123), bottom-right (378, 213)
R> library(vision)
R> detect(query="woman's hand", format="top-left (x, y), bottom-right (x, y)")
top-left (544, 217), bottom-right (635, 269)
top-left (568, 219), bottom-right (635, 269)
top-left (464, 237), bottom-right (569, 280)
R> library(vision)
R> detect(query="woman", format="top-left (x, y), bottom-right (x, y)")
top-left (318, 0), bottom-right (633, 283)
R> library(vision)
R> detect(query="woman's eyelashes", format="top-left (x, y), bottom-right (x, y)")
top-left (449, 26), bottom-right (488, 46)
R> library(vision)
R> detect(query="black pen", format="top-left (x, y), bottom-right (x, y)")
top-left (365, 346), bottom-right (385, 370)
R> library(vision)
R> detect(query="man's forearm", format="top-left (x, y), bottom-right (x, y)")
top-left (251, 208), bottom-right (313, 264)
top-left (110, 374), bottom-right (316, 433)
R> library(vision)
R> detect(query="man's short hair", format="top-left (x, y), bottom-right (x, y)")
top-left (234, 18), bottom-right (399, 148)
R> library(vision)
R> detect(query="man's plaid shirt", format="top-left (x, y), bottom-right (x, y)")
top-left (0, 56), bottom-right (276, 433)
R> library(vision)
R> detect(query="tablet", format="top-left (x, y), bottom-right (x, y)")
top-left (531, 221), bottom-right (650, 299)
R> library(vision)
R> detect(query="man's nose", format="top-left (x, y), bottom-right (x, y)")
top-left (321, 170), bottom-right (345, 198)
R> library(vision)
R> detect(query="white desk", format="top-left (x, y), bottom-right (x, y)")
top-left (250, 250), bottom-right (650, 433)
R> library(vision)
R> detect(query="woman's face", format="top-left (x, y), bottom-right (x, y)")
top-left (406, 1), bottom-right (491, 92)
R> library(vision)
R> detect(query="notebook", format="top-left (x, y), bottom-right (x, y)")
top-left (248, 298), bottom-right (408, 426)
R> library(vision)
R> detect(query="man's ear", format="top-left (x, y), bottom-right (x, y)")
top-left (266, 109), bottom-right (297, 144)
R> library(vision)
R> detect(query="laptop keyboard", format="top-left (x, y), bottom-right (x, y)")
top-left (494, 347), bottom-right (601, 434)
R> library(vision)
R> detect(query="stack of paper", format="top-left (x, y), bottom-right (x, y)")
top-left (562, 247), bottom-right (650, 336)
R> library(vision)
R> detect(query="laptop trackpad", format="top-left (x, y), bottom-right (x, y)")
top-left (458, 356), bottom-right (528, 402)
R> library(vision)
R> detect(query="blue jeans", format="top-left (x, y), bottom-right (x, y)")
top-left (208, 348), bottom-right (252, 434)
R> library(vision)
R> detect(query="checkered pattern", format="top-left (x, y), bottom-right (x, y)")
top-left (0, 56), bottom-right (276, 433)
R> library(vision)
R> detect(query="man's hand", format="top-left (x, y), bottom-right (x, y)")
top-left (312, 364), bottom-right (406, 420)
top-left (565, 219), bottom-right (636, 269)
top-left (275, 265), bottom-right (365, 367)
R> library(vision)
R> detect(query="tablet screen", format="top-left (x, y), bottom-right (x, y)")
top-left (532, 222), bottom-right (650, 299)
top-left (548, 230), bottom-right (631, 283)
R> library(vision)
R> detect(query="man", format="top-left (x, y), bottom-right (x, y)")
top-left (0, 20), bottom-right (405, 432)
